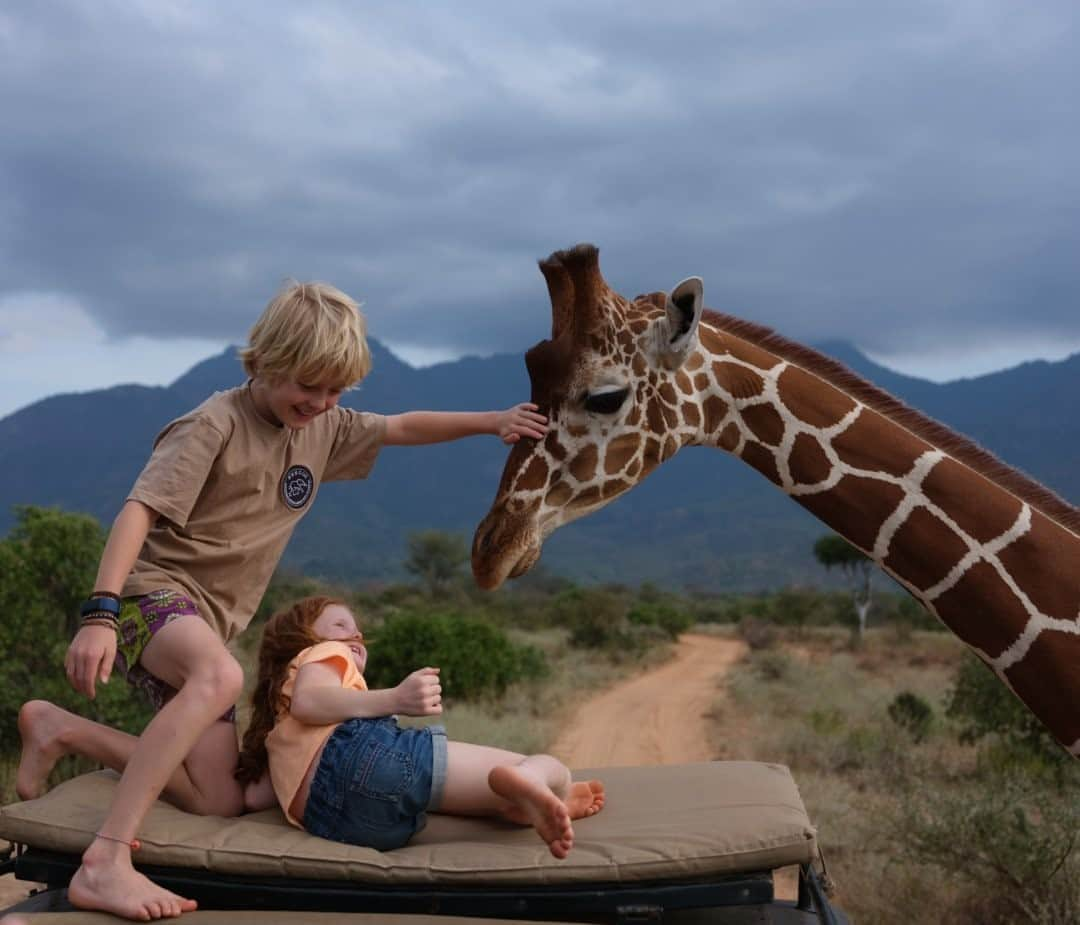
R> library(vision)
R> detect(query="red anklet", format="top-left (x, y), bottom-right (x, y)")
top-left (94, 831), bottom-right (141, 851)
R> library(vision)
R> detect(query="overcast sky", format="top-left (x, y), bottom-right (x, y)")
top-left (2, 1), bottom-right (1079, 419)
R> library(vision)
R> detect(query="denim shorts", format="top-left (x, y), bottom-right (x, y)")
top-left (304, 717), bottom-right (448, 851)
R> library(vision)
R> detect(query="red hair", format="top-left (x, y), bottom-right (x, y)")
top-left (235, 596), bottom-right (344, 784)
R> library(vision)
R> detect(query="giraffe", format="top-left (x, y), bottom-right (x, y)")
top-left (472, 243), bottom-right (1080, 756)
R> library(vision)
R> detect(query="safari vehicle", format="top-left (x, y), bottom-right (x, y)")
top-left (2, 761), bottom-right (845, 923)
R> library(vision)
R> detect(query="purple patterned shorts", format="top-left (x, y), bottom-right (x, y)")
top-left (114, 589), bottom-right (236, 723)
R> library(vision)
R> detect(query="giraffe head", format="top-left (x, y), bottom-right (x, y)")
top-left (472, 243), bottom-right (704, 589)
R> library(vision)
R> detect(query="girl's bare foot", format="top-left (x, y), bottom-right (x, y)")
top-left (16, 701), bottom-right (70, 801)
top-left (565, 779), bottom-right (605, 819)
top-left (489, 765), bottom-right (574, 859)
top-left (69, 847), bottom-right (197, 921)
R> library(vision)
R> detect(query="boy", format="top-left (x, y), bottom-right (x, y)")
top-left (34, 281), bottom-right (546, 920)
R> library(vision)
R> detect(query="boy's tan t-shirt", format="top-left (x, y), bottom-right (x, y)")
top-left (266, 640), bottom-right (368, 826)
top-left (123, 384), bottom-right (385, 642)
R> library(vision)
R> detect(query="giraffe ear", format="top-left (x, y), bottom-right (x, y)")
top-left (659, 276), bottom-right (703, 366)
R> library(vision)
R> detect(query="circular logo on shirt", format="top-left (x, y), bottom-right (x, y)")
top-left (281, 465), bottom-right (315, 510)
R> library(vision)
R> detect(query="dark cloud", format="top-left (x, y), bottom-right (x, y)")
top-left (1, 1), bottom-right (1078, 365)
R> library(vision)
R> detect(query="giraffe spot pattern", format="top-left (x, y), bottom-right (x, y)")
top-left (996, 512), bottom-right (1080, 622)
top-left (546, 436), bottom-right (568, 461)
top-left (571, 485), bottom-right (601, 508)
top-left (714, 362), bottom-right (764, 399)
top-left (921, 458), bottom-right (1024, 544)
top-left (718, 422), bottom-right (740, 451)
top-left (604, 433), bottom-right (640, 475)
top-left (741, 442), bottom-right (780, 484)
top-left (742, 403), bottom-right (786, 447)
top-left (1005, 631), bottom-right (1080, 747)
top-left (934, 562), bottom-right (1032, 659)
top-left (884, 506), bottom-right (972, 592)
top-left (545, 481), bottom-right (573, 506)
top-left (646, 398), bottom-right (666, 433)
top-left (727, 339), bottom-right (780, 372)
top-left (698, 327), bottom-right (725, 355)
top-left (603, 477), bottom-right (633, 498)
top-left (702, 396), bottom-right (729, 434)
top-left (569, 445), bottom-right (598, 482)
top-left (517, 455), bottom-right (549, 492)
top-left (799, 475), bottom-right (906, 553)
top-left (777, 366), bottom-right (856, 428)
top-left (788, 433), bottom-right (832, 486)
top-left (682, 403), bottom-right (701, 429)
top-left (831, 409), bottom-right (931, 478)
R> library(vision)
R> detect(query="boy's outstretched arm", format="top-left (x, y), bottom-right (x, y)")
top-left (384, 404), bottom-right (547, 446)
top-left (64, 499), bottom-right (156, 699)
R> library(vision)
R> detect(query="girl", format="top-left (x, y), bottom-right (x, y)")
top-left (236, 597), bottom-right (604, 859)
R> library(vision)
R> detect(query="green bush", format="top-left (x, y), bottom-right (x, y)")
top-left (892, 766), bottom-right (1080, 924)
top-left (887, 691), bottom-right (933, 743)
top-left (752, 650), bottom-right (793, 682)
top-left (738, 616), bottom-right (777, 650)
top-left (363, 611), bottom-right (547, 700)
top-left (0, 506), bottom-right (153, 753)
top-left (546, 587), bottom-right (635, 652)
top-left (947, 654), bottom-right (1067, 769)
top-left (627, 601), bottom-right (693, 640)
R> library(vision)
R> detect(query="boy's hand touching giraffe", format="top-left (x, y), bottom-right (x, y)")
top-left (495, 403), bottom-right (547, 444)
top-left (394, 667), bottom-right (442, 716)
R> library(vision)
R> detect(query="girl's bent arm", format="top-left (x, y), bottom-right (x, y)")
top-left (290, 662), bottom-right (442, 725)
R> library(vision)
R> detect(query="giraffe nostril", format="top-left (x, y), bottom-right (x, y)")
top-left (475, 523), bottom-right (494, 556)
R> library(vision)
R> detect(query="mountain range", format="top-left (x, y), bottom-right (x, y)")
top-left (2, 339), bottom-right (1077, 591)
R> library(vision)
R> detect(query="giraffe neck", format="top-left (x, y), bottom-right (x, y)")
top-left (682, 316), bottom-right (1080, 755)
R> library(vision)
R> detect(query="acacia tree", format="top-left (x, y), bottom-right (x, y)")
top-left (404, 530), bottom-right (469, 596)
top-left (813, 533), bottom-right (875, 639)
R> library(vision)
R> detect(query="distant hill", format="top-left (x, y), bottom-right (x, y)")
top-left (1, 338), bottom-right (1076, 591)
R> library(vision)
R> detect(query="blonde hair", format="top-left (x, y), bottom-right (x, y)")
top-left (239, 281), bottom-right (372, 387)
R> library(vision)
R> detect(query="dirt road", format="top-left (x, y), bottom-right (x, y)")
top-left (550, 631), bottom-right (800, 901)
top-left (551, 632), bottom-right (747, 768)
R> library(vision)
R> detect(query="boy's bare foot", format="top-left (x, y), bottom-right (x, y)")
top-left (16, 701), bottom-right (69, 801)
top-left (489, 765), bottom-right (574, 860)
top-left (69, 849), bottom-right (197, 921)
top-left (565, 779), bottom-right (605, 819)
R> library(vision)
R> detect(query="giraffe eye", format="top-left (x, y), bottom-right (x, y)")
top-left (583, 388), bottom-right (629, 415)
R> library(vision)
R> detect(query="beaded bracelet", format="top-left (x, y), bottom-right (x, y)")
top-left (81, 618), bottom-right (119, 630)
top-left (81, 609), bottom-right (119, 621)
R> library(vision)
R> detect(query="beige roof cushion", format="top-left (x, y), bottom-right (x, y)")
top-left (0, 761), bottom-right (816, 885)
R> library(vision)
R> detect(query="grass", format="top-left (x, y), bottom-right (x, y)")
top-left (712, 626), bottom-right (1078, 924)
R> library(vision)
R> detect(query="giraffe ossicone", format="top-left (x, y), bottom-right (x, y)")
top-left (472, 243), bottom-right (1080, 757)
